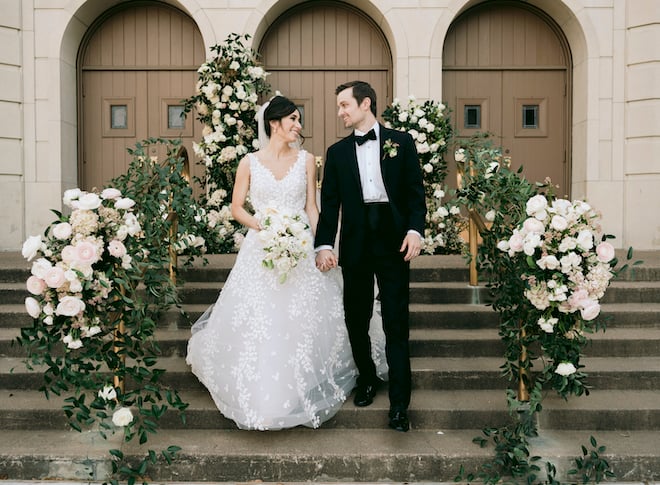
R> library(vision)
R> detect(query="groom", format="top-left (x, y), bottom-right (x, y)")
top-left (315, 80), bottom-right (426, 432)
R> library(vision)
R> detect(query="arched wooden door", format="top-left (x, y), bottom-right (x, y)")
top-left (443, 2), bottom-right (571, 196)
top-left (79, 3), bottom-right (206, 192)
top-left (259, 3), bottom-right (392, 159)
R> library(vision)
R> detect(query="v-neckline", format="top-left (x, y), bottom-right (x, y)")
top-left (254, 151), bottom-right (301, 182)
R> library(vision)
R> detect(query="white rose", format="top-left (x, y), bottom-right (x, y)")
top-left (98, 385), bottom-right (117, 401)
top-left (555, 362), bottom-right (577, 376)
top-left (522, 218), bottom-right (545, 234)
top-left (538, 317), bottom-right (555, 333)
top-left (75, 193), bottom-right (102, 211)
top-left (526, 194), bottom-right (548, 219)
top-left (101, 188), bottom-right (122, 200)
top-left (497, 240), bottom-right (510, 252)
top-left (31, 258), bottom-right (52, 279)
top-left (423, 163), bottom-right (433, 173)
top-left (576, 230), bottom-right (594, 250)
top-left (63, 334), bottom-right (83, 350)
top-left (115, 198), bottom-right (136, 210)
top-left (485, 210), bottom-right (496, 222)
top-left (52, 223), bottom-right (73, 241)
top-left (55, 296), bottom-right (86, 317)
top-left (112, 407), bottom-right (134, 427)
top-left (22, 235), bottom-right (43, 261)
top-left (550, 215), bottom-right (568, 231)
top-left (63, 188), bottom-right (82, 207)
top-left (25, 297), bottom-right (41, 319)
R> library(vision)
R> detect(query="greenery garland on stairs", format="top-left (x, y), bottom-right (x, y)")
top-left (17, 138), bottom-right (213, 485)
top-left (452, 136), bottom-right (635, 484)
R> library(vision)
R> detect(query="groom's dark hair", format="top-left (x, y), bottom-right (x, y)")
top-left (336, 80), bottom-right (377, 117)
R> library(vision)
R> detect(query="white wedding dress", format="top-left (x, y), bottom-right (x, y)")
top-left (187, 150), bottom-right (386, 430)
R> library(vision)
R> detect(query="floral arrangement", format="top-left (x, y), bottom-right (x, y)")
top-left (22, 187), bottom-right (142, 355)
top-left (496, 194), bottom-right (616, 386)
top-left (18, 184), bottom-right (188, 484)
top-left (382, 96), bottom-right (464, 254)
top-left (258, 207), bottom-right (312, 283)
top-left (184, 33), bottom-right (270, 252)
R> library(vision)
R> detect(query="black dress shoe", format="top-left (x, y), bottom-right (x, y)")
top-left (353, 380), bottom-right (381, 407)
top-left (388, 410), bottom-right (410, 432)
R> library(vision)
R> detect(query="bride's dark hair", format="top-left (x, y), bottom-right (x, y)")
top-left (263, 96), bottom-right (303, 143)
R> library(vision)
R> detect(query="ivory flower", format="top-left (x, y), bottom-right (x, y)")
top-left (22, 235), bottom-right (43, 261)
top-left (98, 385), bottom-right (117, 401)
top-left (555, 362), bottom-right (577, 376)
top-left (112, 407), bottom-right (134, 427)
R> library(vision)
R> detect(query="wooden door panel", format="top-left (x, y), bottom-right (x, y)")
top-left (502, 70), bottom-right (566, 195)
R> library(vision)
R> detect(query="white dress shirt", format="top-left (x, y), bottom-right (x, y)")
top-left (354, 123), bottom-right (389, 203)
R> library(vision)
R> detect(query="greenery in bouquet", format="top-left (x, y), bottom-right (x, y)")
top-left (183, 33), bottom-right (270, 252)
top-left (382, 96), bottom-right (463, 253)
top-left (18, 185), bottom-right (188, 484)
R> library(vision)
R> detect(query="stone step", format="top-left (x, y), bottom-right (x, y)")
top-left (7, 301), bottom-right (657, 331)
top-left (3, 356), bottom-right (659, 392)
top-left (0, 427), bottom-right (657, 482)
top-left (4, 326), bottom-right (660, 359)
top-left (2, 388), bottom-right (659, 432)
top-left (4, 279), bottom-right (660, 307)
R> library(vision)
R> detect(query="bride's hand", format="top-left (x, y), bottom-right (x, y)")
top-left (316, 249), bottom-right (337, 272)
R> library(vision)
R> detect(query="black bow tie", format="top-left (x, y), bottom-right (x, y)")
top-left (355, 129), bottom-right (377, 146)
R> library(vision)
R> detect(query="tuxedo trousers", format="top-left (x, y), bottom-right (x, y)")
top-left (341, 202), bottom-right (412, 412)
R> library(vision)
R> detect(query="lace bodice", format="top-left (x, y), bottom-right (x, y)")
top-left (249, 150), bottom-right (307, 217)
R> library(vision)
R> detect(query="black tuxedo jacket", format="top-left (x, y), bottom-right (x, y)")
top-left (315, 124), bottom-right (426, 267)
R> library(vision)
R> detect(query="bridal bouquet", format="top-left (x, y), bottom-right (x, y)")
top-left (258, 207), bottom-right (312, 283)
top-left (496, 193), bottom-right (616, 390)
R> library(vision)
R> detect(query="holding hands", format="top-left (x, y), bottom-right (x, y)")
top-left (316, 249), bottom-right (338, 272)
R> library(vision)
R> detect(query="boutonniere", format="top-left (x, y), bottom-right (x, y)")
top-left (382, 139), bottom-right (399, 159)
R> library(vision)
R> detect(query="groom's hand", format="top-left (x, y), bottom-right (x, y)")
top-left (401, 232), bottom-right (422, 261)
top-left (316, 249), bottom-right (337, 272)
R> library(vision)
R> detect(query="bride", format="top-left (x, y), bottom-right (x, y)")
top-left (187, 95), bottom-right (374, 430)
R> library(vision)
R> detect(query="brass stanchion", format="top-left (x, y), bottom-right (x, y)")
top-left (518, 324), bottom-right (530, 401)
top-left (112, 286), bottom-right (126, 394)
top-left (167, 211), bottom-right (178, 285)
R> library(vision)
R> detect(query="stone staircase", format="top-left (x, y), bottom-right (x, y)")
top-left (1, 251), bottom-right (659, 482)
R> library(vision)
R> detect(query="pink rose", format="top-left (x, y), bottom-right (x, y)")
top-left (580, 300), bottom-right (601, 321)
top-left (61, 245), bottom-right (76, 265)
top-left (26, 276), bottom-right (46, 295)
top-left (568, 289), bottom-right (589, 311)
top-left (44, 266), bottom-right (67, 289)
top-left (596, 241), bottom-right (615, 263)
top-left (25, 297), bottom-right (41, 319)
top-left (508, 233), bottom-right (524, 252)
top-left (108, 240), bottom-right (127, 258)
top-left (55, 296), bottom-right (86, 317)
top-left (73, 241), bottom-right (100, 267)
